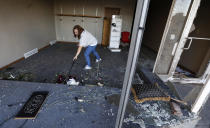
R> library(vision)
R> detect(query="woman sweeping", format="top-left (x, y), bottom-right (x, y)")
top-left (73, 25), bottom-right (101, 70)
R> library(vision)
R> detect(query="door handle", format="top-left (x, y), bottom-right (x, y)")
top-left (183, 38), bottom-right (193, 50)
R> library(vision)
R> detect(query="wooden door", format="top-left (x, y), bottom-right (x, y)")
top-left (102, 8), bottom-right (120, 46)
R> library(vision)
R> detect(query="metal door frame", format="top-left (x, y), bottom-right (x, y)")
top-left (115, 0), bottom-right (150, 127)
top-left (153, 0), bottom-right (207, 85)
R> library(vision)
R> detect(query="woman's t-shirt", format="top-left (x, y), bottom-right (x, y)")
top-left (79, 30), bottom-right (97, 47)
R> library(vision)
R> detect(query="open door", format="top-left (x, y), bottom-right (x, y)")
top-left (101, 7), bottom-right (120, 46)
top-left (152, 0), bottom-right (208, 84)
top-left (152, 0), bottom-right (210, 115)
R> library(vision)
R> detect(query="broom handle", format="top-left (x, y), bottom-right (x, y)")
top-left (69, 60), bottom-right (76, 75)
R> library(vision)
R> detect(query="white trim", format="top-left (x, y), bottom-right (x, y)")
top-left (153, 0), bottom-right (176, 73)
top-left (169, 78), bottom-right (203, 84)
top-left (187, 37), bottom-right (210, 41)
top-left (191, 77), bottom-right (210, 114)
top-left (168, 0), bottom-right (201, 77)
top-left (172, 42), bottom-right (178, 56)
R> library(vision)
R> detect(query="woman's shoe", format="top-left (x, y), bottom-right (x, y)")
top-left (96, 58), bottom-right (102, 62)
top-left (84, 65), bottom-right (92, 70)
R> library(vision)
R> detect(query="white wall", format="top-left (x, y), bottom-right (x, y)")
top-left (0, 0), bottom-right (56, 68)
top-left (54, 0), bottom-right (136, 43)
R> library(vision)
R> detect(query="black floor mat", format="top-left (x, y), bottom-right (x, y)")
top-left (131, 84), bottom-right (170, 103)
top-left (15, 91), bottom-right (49, 119)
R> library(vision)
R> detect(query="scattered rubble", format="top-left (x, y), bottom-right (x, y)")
top-left (54, 73), bottom-right (80, 86)
top-left (174, 66), bottom-right (195, 78)
top-left (67, 78), bottom-right (79, 86)
top-left (124, 114), bottom-right (146, 128)
top-left (0, 80), bottom-right (198, 128)
top-left (170, 102), bottom-right (183, 117)
top-left (74, 97), bottom-right (84, 102)
top-left (80, 108), bottom-right (85, 113)
top-left (97, 82), bottom-right (104, 87)
top-left (0, 68), bottom-right (34, 82)
top-left (128, 100), bottom-right (193, 127)
top-left (105, 94), bottom-right (140, 116)
top-left (55, 74), bottom-right (65, 84)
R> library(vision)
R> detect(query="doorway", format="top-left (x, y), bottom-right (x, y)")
top-left (102, 7), bottom-right (120, 46)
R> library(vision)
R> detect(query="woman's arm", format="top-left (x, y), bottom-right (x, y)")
top-left (73, 46), bottom-right (83, 60)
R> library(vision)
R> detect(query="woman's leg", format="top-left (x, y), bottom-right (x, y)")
top-left (92, 46), bottom-right (100, 60)
top-left (84, 46), bottom-right (92, 66)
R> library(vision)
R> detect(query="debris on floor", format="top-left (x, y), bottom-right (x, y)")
top-left (124, 114), bottom-right (146, 128)
top-left (0, 44), bottom-right (158, 89)
top-left (75, 97), bottom-right (84, 102)
top-left (0, 80), bottom-right (122, 128)
top-left (105, 94), bottom-right (140, 116)
top-left (0, 44), bottom-right (201, 127)
top-left (174, 66), bottom-right (196, 78)
top-left (0, 68), bottom-right (34, 82)
top-left (80, 108), bottom-right (85, 113)
top-left (54, 73), bottom-right (80, 86)
top-left (170, 102), bottom-right (183, 117)
top-left (0, 79), bottom-right (199, 128)
top-left (66, 77), bottom-right (79, 86)
top-left (54, 73), bottom-right (66, 84)
top-left (97, 82), bottom-right (104, 87)
top-left (128, 100), bottom-right (195, 127)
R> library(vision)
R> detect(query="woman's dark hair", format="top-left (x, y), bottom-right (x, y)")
top-left (73, 25), bottom-right (84, 39)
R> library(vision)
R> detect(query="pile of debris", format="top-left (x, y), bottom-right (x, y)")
top-left (174, 66), bottom-right (196, 78)
top-left (54, 73), bottom-right (80, 86)
top-left (54, 72), bottom-right (104, 87)
top-left (123, 99), bottom-right (196, 127)
top-left (122, 68), bottom-right (197, 127)
top-left (0, 67), bottom-right (34, 82)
